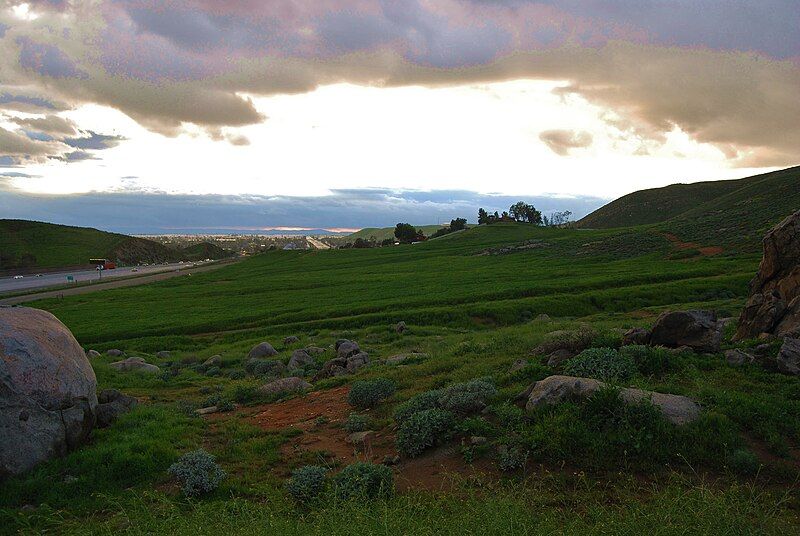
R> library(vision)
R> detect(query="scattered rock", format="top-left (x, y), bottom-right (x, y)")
top-left (382, 454), bottom-right (400, 466)
top-left (95, 389), bottom-right (137, 428)
top-left (385, 353), bottom-right (427, 366)
top-left (509, 359), bottom-right (527, 373)
top-left (470, 436), bottom-right (488, 446)
top-left (196, 406), bottom-right (218, 415)
top-left (777, 338), bottom-right (800, 375)
top-left (534, 314), bottom-right (551, 322)
top-left (86, 349), bottom-right (101, 358)
top-left (283, 336), bottom-right (300, 345)
top-left (346, 352), bottom-right (370, 373)
top-left (395, 321), bottom-right (407, 334)
top-left (106, 349), bottom-right (123, 357)
top-left (202, 355), bottom-right (221, 367)
top-left (336, 340), bottom-right (361, 359)
top-left (650, 310), bottom-right (722, 353)
top-left (724, 349), bottom-right (754, 367)
top-left (546, 349), bottom-right (575, 368)
top-left (109, 356), bottom-right (160, 374)
top-left (622, 327), bottom-right (652, 346)
top-left (0, 307), bottom-right (98, 477)
top-left (288, 349), bottom-right (315, 370)
top-left (156, 351), bottom-right (171, 359)
top-left (524, 375), bottom-right (701, 425)
top-left (304, 346), bottom-right (326, 355)
top-left (259, 377), bottom-right (312, 396)
top-left (248, 342), bottom-right (278, 359)
top-left (736, 210), bottom-right (800, 340)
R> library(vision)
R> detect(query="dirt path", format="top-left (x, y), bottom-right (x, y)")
top-left (663, 233), bottom-right (724, 256)
top-left (0, 259), bottom-right (238, 305)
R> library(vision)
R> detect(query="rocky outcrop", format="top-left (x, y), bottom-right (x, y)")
top-left (109, 357), bottom-right (160, 374)
top-left (736, 210), bottom-right (800, 340)
top-left (248, 342), bottom-right (278, 359)
top-left (777, 338), bottom-right (800, 375)
top-left (649, 310), bottom-right (722, 353)
top-left (259, 377), bottom-right (312, 396)
top-left (1, 307), bottom-right (98, 477)
top-left (313, 351), bottom-right (370, 380)
top-left (95, 389), bottom-right (137, 428)
top-left (524, 375), bottom-right (701, 425)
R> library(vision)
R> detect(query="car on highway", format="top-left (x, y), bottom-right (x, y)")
top-left (35, 274), bottom-right (43, 277)
top-left (13, 275), bottom-right (23, 279)
top-left (131, 268), bottom-right (139, 272)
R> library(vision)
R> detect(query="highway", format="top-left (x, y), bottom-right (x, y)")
top-left (0, 262), bottom-right (201, 294)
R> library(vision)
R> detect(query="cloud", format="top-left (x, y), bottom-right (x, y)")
top-left (10, 114), bottom-right (77, 135)
top-left (64, 131), bottom-right (126, 150)
top-left (0, 126), bottom-right (65, 158)
top-left (0, 91), bottom-right (60, 112)
top-left (539, 129), bottom-right (593, 156)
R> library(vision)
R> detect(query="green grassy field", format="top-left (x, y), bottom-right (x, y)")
top-left (2, 219), bottom-right (800, 534)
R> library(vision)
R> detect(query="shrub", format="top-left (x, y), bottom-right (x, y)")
top-left (726, 449), bottom-right (760, 476)
top-left (168, 449), bottom-right (226, 498)
top-left (563, 347), bottom-right (636, 382)
top-left (536, 325), bottom-right (597, 354)
top-left (396, 408), bottom-right (454, 457)
top-left (205, 366), bottom-right (221, 377)
top-left (232, 385), bottom-right (259, 404)
top-left (589, 330), bottom-right (623, 349)
top-left (344, 413), bottom-right (369, 433)
top-left (437, 379), bottom-right (497, 415)
top-left (497, 446), bottom-right (528, 472)
top-left (227, 370), bottom-right (246, 380)
top-left (333, 462), bottom-right (393, 500)
top-left (393, 389), bottom-right (442, 425)
top-left (285, 465), bottom-right (328, 504)
top-left (348, 378), bottom-right (397, 408)
top-left (620, 345), bottom-right (679, 376)
top-left (217, 400), bottom-right (235, 412)
top-left (253, 360), bottom-right (282, 377)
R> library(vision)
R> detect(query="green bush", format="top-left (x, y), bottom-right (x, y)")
top-left (563, 347), bottom-right (636, 381)
top-left (232, 385), bottom-right (259, 404)
top-left (437, 379), bottom-right (497, 415)
top-left (393, 389), bottom-right (442, 425)
top-left (333, 462), bottom-right (393, 500)
top-left (285, 465), bottom-right (328, 504)
top-left (396, 408), bottom-right (454, 457)
top-left (205, 366), bottom-right (221, 377)
top-left (536, 325), bottom-right (597, 354)
top-left (620, 345), bottom-right (680, 376)
top-left (348, 378), bottom-right (397, 408)
top-left (344, 413), bottom-right (370, 433)
top-left (227, 370), bottom-right (246, 380)
top-left (497, 446), bottom-right (528, 472)
top-left (168, 449), bottom-right (226, 498)
top-left (725, 449), bottom-right (760, 476)
top-left (253, 360), bottom-right (283, 377)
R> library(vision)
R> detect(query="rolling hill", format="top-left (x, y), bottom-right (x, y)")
top-left (577, 165), bottom-right (800, 252)
top-left (0, 220), bottom-right (233, 271)
top-left (346, 224), bottom-right (448, 241)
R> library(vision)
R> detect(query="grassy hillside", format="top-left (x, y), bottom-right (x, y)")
top-left (179, 242), bottom-right (236, 261)
top-left (347, 224), bottom-right (448, 241)
top-left (3, 222), bottom-right (799, 534)
top-left (0, 220), bottom-right (233, 271)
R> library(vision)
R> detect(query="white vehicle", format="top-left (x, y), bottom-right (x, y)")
top-left (131, 268), bottom-right (139, 272)
top-left (13, 275), bottom-right (23, 279)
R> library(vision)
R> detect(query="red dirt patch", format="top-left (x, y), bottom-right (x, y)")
top-left (663, 233), bottom-right (723, 256)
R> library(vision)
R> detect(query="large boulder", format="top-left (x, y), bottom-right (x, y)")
top-left (1, 307), bottom-right (98, 477)
top-left (336, 340), bottom-right (361, 359)
top-left (259, 377), bottom-right (312, 396)
top-left (736, 210), bottom-right (800, 340)
top-left (248, 342), bottom-right (278, 359)
top-left (109, 356), bottom-right (160, 374)
top-left (649, 310), bottom-right (722, 353)
top-left (524, 375), bottom-right (700, 425)
top-left (288, 349), bottom-right (315, 370)
top-left (777, 338), bottom-right (800, 375)
top-left (95, 389), bottom-right (137, 428)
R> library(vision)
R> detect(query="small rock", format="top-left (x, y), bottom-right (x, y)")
top-left (87, 349), bottom-right (101, 358)
top-left (337, 340), bottom-right (361, 359)
top-left (546, 349), bottom-right (575, 367)
top-left (534, 314), bottom-right (551, 322)
top-left (622, 327), bottom-right (651, 346)
top-left (196, 406), bottom-right (218, 415)
top-left (248, 342), bottom-right (278, 359)
top-left (395, 321), bottom-right (407, 334)
top-left (382, 455), bottom-right (400, 466)
top-left (777, 338), bottom-right (800, 375)
top-left (346, 431), bottom-right (375, 445)
top-left (753, 344), bottom-right (772, 356)
top-left (63, 475), bottom-right (78, 484)
top-left (305, 346), bottom-right (326, 355)
top-left (346, 352), bottom-right (370, 373)
top-left (109, 356), bottom-right (160, 374)
top-left (283, 336), bottom-right (300, 345)
top-left (509, 359), bottom-right (527, 373)
top-left (385, 353), bottom-right (427, 366)
top-left (288, 349), bottom-right (315, 370)
top-left (156, 351), bottom-right (171, 359)
top-left (95, 389), bottom-right (138, 427)
top-left (259, 377), bottom-right (312, 396)
top-left (470, 436), bottom-right (487, 446)
top-left (20, 504), bottom-right (36, 512)
top-left (724, 349), bottom-right (754, 367)
top-left (202, 355), bottom-right (221, 367)
top-left (107, 349), bottom-right (124, 357)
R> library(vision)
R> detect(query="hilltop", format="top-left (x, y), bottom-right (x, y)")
top-left (0, 220), bottom-right (233, 271)
top-left (346, 224), bottom-right (448, 241)
top-left (576, 166), bottom-right (800, 252)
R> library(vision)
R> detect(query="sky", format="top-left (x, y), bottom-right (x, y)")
top-left (0, 1), bottom-right (798, 232)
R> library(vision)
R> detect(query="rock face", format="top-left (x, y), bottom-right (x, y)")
top-left (736, 210), bottom-right (800, 340)
top-left (259, 377), bottom-right (312, 396)
top-left (649, 310), bottom-right (722, 353)
top-left (0, 307), bottom-right (98, 477)
top-left (95, 389), bottom-right (137, 428)
top-left (524, 375), bottom-right (701, 425)
top-left (248, 342), bottom-right (278, 359)
top-left (777, 338), bottom-right (800, 375)
top-left (109, 357), bottom-right (160, 374)
top-left (288, 349), bottom-right (314, 370)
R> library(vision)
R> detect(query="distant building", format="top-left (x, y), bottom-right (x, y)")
top-left (282, 242), bottom-right (299, 250)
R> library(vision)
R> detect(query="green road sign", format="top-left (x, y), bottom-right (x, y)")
top-left (66, 275), bottom-right (74, 282)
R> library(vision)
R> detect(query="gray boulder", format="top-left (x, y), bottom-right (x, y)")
top-left (725, 349), bottom-right (754, 367)
top-left (524, 375), bottom-right (700, 425)
top-left (202, 355), bottom-right (221, 367)
top-left (156, 351), bottom-right (171, 359)
top-left (346, 352), bottom-right (370, 373)
top-left (248, 342), bottom-right (278, 358)
top-left (107, 349), bottom-right (123, 357)
top-left (283, 336), bottom-right (300, 345)
top-left (650, 310), bottom-right (722, 353)
top-left (1, 307), bottom-right (98, 477)
top-left (86, 349), bottom-right (101, 358)
top-left (622, 327), bottom-right (651, 346)
top-left (304, 346), bottom-right (326, 355)
top-left (395, 321), bottom-right (407, 334)
top-left (288, 349), bottom-right (315, 370)
top-left (109, 356), bottom-right (160, 374)
top-left (777, 338), bottom-right (800, 375)
top-left (95, 389), bottom-right (137, 428)
top-left (259, 377), bottom-right (312, 396)
top-left (546, 349), bottom-right (575, 368)
top-left (336, 340), bottom-right (361, 359)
